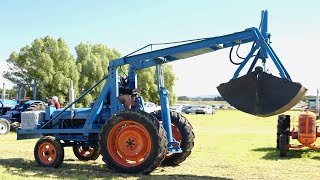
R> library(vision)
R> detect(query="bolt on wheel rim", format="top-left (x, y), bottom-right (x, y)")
top-left (107, 120), bottom-right (152, 167)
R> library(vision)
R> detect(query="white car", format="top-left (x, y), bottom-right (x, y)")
top-left (194, 105), bottom-right (214, 114)
top-left (170, 104), bottom-right (184, 113)
top-left (143, 102), bottom-right (158, 113)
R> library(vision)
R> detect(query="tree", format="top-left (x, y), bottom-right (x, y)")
top-left (0, 88), bottom-right (16, 100)
top-left (75, 43), bottom-right (177, 106)
top-left (213, 96), bottom-right (224, 101)
top-left (75, 43), bottom-right (121, 107)
top-left (4, 37), bottom-right (177, 107)
top-left (137, 64), bottom-right (177, 105)
top-left (178, 96), bottom-right (190, 101)
top-left (4, 36), bottom-right (81, 104)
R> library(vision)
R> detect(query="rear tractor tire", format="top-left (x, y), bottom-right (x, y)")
top-left (73, 145), bottom-right (100, 161)
top-left (276, 115), bottom-right (290, 149)
top-left (99, 110), bottom-right (168, 174)
top-left (152, 111), bottom-right (195, 166)
top-left (279, 134), bottom-right (288, 157)
top-left (0, 118), bottom-right (10, 135)
top-left (34, 136), bottom-right (64, 168)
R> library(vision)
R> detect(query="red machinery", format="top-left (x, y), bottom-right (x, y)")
top-left (277, 111), bottom-right (320, 157)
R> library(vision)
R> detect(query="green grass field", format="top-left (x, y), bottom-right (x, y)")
top-left (1, 110), bottom-right (320, 179)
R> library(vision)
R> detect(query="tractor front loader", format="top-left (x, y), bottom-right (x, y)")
top-left (16, 10), bottom-right (306, 174)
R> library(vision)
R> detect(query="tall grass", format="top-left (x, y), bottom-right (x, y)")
top-left (1, 110), bottom-right (320, 179)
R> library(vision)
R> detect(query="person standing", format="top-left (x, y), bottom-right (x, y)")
top-left (52, 96), bottom-right (61, 109)
top-left (47, 97), bottom-right (54, 107)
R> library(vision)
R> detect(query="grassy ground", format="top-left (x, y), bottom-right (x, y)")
top-left (1, 110), bottom-right (320, 179)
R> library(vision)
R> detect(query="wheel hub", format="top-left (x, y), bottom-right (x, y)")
top-left (126, 138), bottom-right (136, 149)
top-left (38, 143), bottom-right (56, 164)
top-left (82, 146), bottom-right (90, 151)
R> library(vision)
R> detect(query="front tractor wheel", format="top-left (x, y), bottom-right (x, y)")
top-left (34, 136), bottom-right (64, 168)
top-left (99, 110), bottom-right (168, 174)
top-left (73, 145), bottom-right (100, 161)
top-left (0, 118), bottom-right (10, 135)
top-left (152, 111), bottom-right (195, 166)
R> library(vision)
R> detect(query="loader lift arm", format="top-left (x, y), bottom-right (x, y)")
top-left (84, 10), bottom-right (306, 152)
top-left (102, 10), bottom-right (304, 115)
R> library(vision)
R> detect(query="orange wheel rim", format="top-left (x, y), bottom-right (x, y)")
top-left (166, 123), bottom-right (182, 158)
top-left (76, 146), bottom-right (94, 157)
top-left (38, 142), bottom-right (57, 165)
top-left (107, 120), bottom-right (151, 167)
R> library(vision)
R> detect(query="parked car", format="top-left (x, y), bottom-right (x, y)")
top-left (185, 106), bottom-right (199, 114)
top-left (170, 104), bottom-right (184, 113)
top-left (194, 105), bottom-right (214, 114)
top-left (143, 102), bottom-right (158, 113)
top-left (182, 105), bottom-right (193, 113)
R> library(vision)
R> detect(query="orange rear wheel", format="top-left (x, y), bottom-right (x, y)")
top-left (99, 110), bottom-right (168, 174)
top-left (107, 120), bottom-right (151, 167)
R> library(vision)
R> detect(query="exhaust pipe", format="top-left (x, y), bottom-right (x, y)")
top-left (2, 83), bottom-right (5, 101)
top-left (69, 80), bottom-right (75, 119)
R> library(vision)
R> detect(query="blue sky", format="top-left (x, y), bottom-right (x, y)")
top-left (1, 1), bottom-right (320, 96)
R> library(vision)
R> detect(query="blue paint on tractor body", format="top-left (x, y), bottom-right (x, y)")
top-left (17, 10), bottom-right (291, 153)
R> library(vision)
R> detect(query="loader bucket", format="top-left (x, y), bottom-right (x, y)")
top-left (217, 68), bottom-right (307, 117)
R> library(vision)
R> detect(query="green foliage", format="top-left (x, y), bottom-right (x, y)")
top-left (0, 88), bottom-right (16, 99)
top-left (4, 36), bottom-right (176, 107)
top-left (4, 36), bottom-right (81, 104)
top-left (75, 43), bottom-right (121, 107)
top-left (137, 64), bottom-right (176, 105)
top-left (213, 95), bottom-right (224, 101)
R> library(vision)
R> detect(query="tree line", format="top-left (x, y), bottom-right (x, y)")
top-left (178, 96), bottom-right (224, 101)
top-left (4, 36), bottom-right (176, 107)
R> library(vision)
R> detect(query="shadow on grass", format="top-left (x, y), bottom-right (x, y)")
top-left (252, 147), bottom-right (320, 160)
top-left (0, 158), bottom-right (231, 180)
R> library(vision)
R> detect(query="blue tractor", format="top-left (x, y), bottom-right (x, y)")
top-left (16, 11), bottom-right (306, 174)
top-left (0, 100), bottom-right (45, 134)
top-left (0, 83), bottom-right (44, 135)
